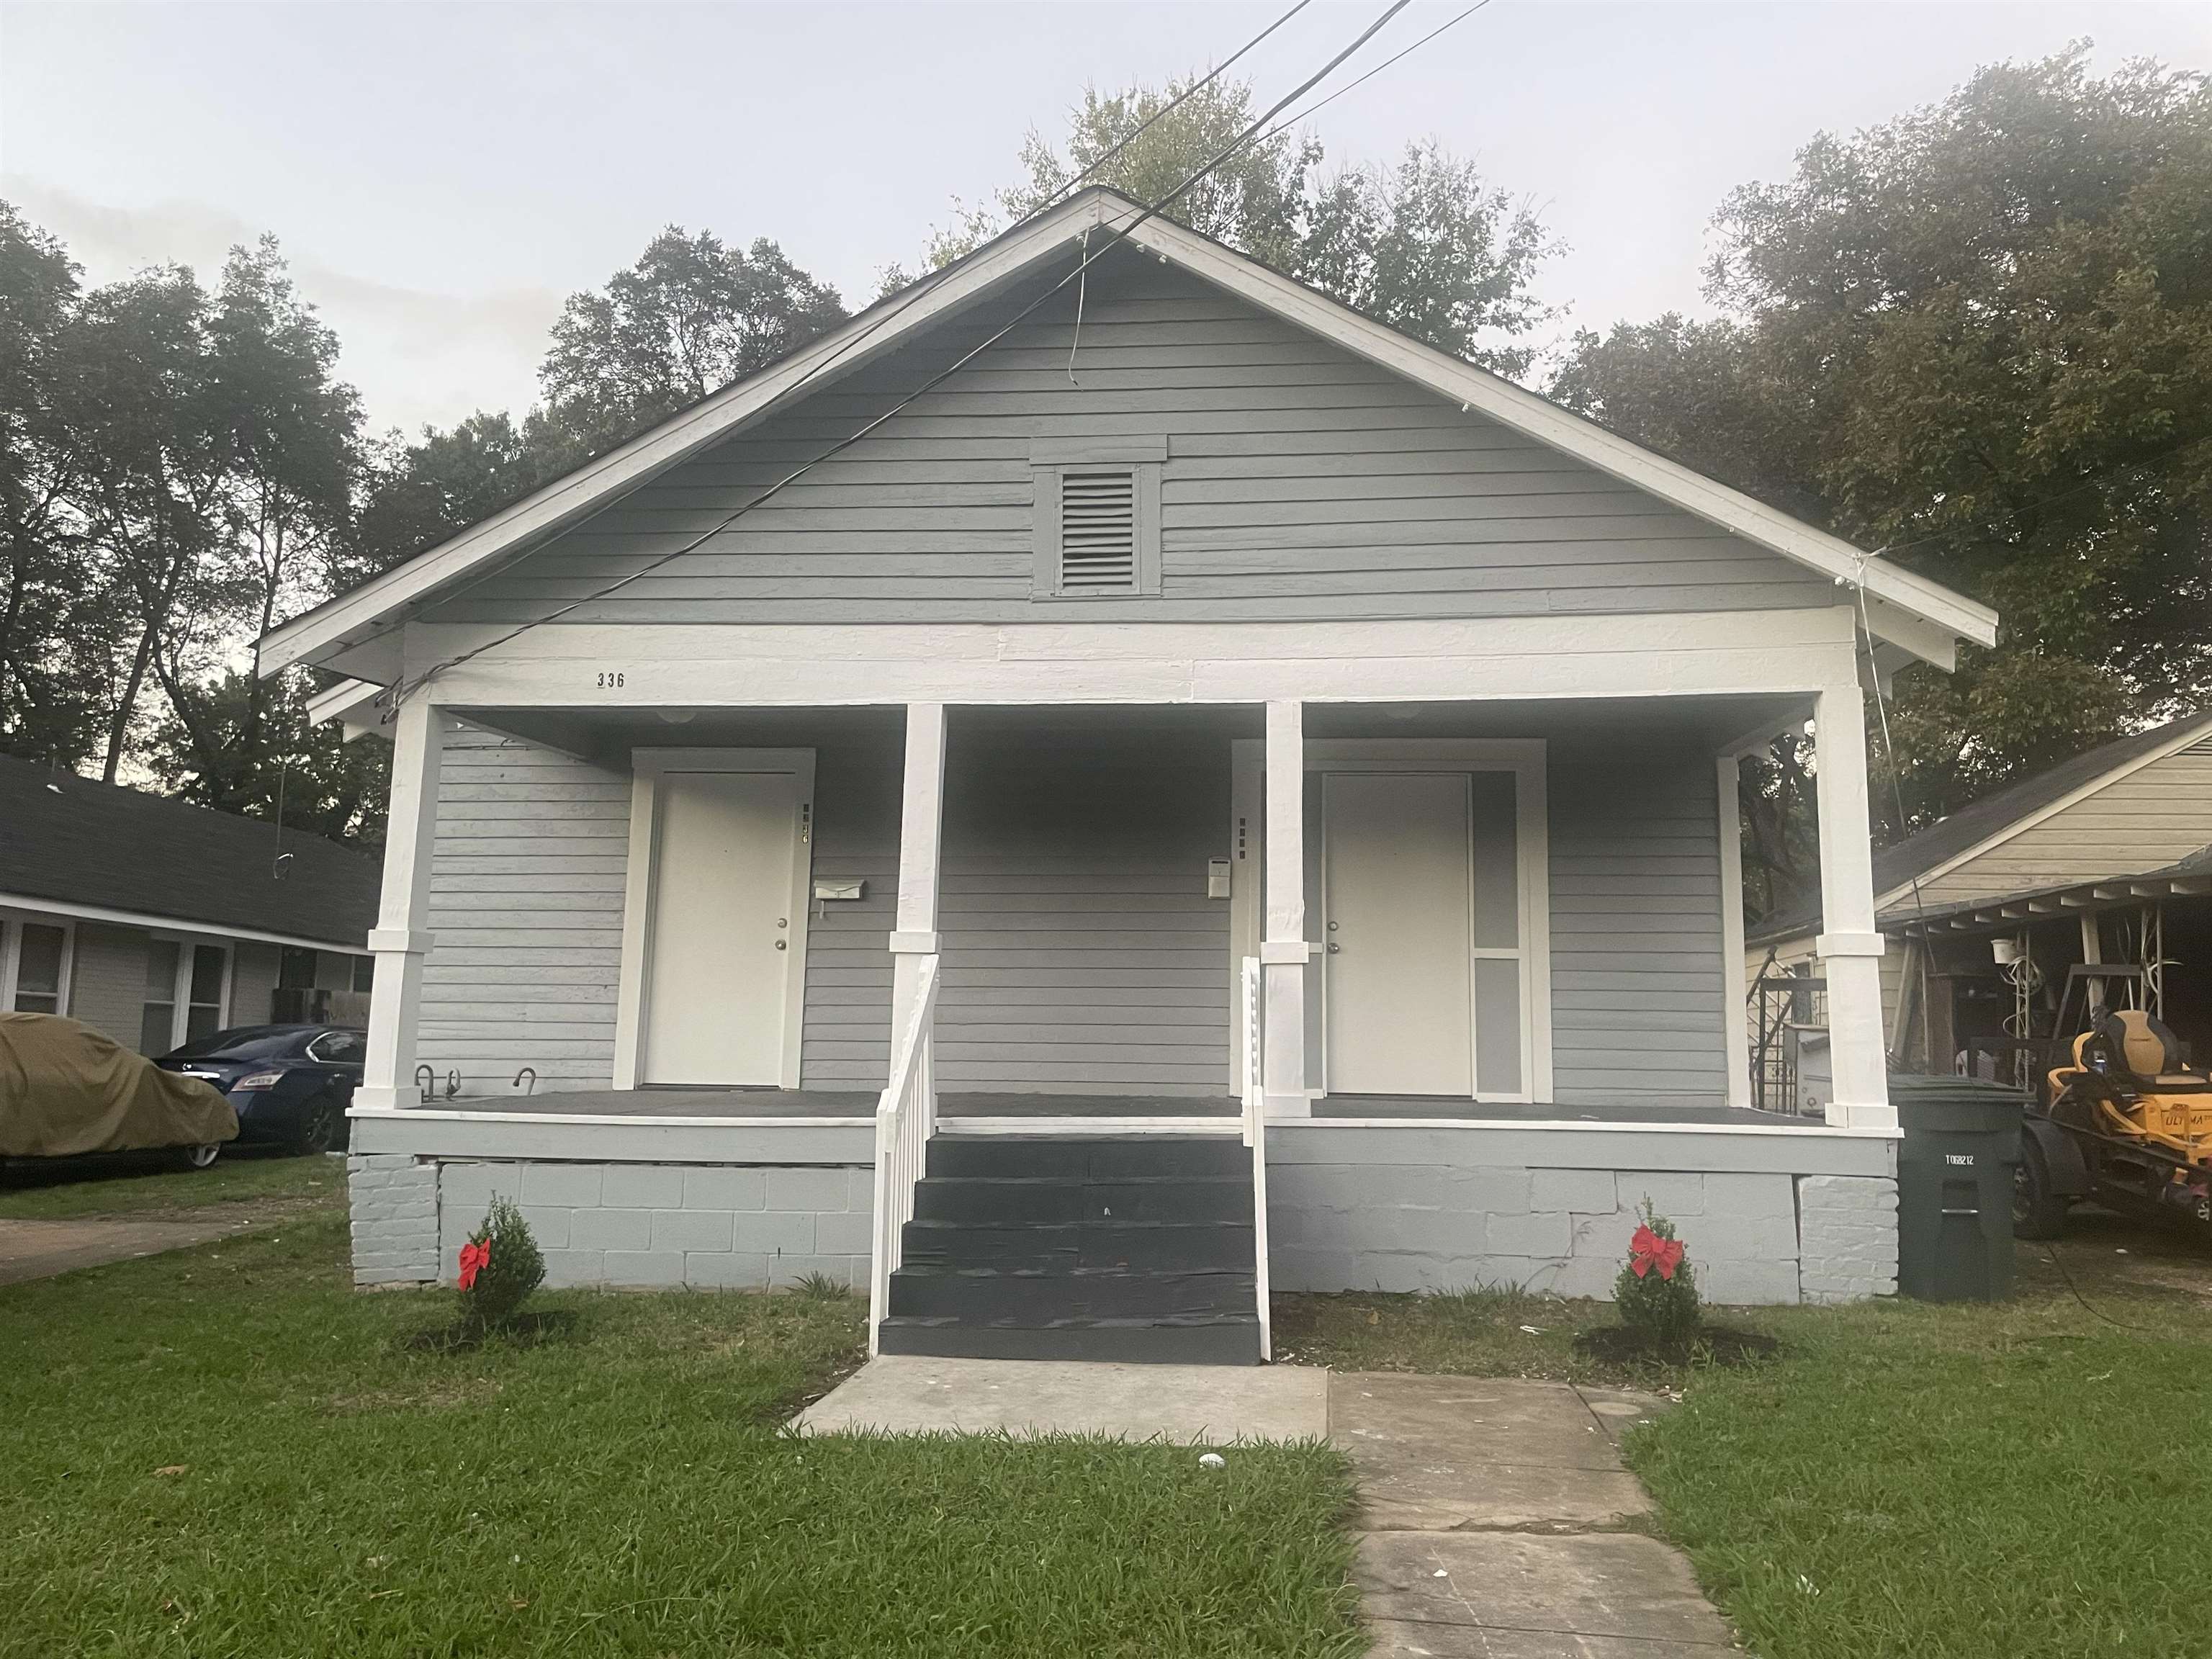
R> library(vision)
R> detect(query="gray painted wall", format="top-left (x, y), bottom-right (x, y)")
top-left (67, 922), bottom-right (146, 1046)
top-left (230, 941), bottom-right (281, 1030)
top-left (410, 723), bottom-right (1728, 1103)
top-left (1547, 735), bottom-right (1730, 1109)
top-left (421, 258), bottom-right (1833, 631)
top-left (415, 719), bottom-right (631, 1092)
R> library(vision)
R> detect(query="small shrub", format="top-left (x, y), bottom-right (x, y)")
top-left (457, 1196), bottom-right (545, 1334)
top-left (1614, 1201), bottom-right (1699, 1347)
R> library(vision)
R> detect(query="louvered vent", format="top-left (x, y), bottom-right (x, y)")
top-left (1058, 468), bottom-right (1139, 591)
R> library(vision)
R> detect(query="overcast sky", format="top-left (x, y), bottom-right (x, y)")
top-left (4, 1), bottom-right (2206, 439)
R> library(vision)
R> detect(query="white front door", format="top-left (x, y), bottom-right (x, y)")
top-left (1322, 771), bottom-right (1475, 1095)
top-left (642, 769), bottom-right (804, 1085)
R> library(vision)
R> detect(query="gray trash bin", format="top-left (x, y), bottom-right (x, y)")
top-left (1890, 1074), bottom-right (2026, 1301)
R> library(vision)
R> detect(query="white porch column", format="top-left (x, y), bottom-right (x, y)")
top-left (1716, 752), bottom-right (1752, 1110)
top-left (1262, 699), bottom-right (1311, 1117)
top-left (1812, 682), bottom-right (1894, 1130)
top-left (358, 696), bottom-right (443, 1111)
top-left (888, 702), bottom-right (947, 1087)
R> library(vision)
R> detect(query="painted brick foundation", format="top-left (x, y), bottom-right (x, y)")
top-left (344, 1155), bottom-right (872, 1290)
top-left (1794, 1174), bottom-right (1900, 1303)
top-left (1267, 1159), bottom-right (1899, 1306)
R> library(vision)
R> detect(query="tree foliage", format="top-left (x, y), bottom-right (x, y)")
top-left (1555, 50), bottom-right (2212, 899)
top-left (535, 228), bottom-right (846, 464)
top-left (924, 78), bottom-right (1558, 374)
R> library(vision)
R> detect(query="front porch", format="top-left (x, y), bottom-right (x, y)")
top-left (341, 684), bottom-right (1900, 1337)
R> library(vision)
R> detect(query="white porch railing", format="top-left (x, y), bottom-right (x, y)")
top-left (1238, 955), bottom-right (1271, 1360)
top-left (868, 953), bottom-right (940, 1355)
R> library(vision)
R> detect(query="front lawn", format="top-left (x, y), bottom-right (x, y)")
top-left (3, 1188), bottom-right (1359, 1658)
top-left (1281, 1218), bottom-right (2212, 1659)
top-left (0, 1145), bottom-right (334, 1219)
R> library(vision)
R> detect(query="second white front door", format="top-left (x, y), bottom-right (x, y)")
top-left (1322, 771), bottom-right (1476, 1095)
top-left (642, 769), bottom-right (805, 1085)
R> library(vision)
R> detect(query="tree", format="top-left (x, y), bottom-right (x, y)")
top-left (535, 228), bottom-right (846, 464)
top-left (0, 204), bottom-right (114, 768)
top-left (343, 410), bottom-right (547, 585)
top-left (1555, 50), bottom-right (2212, 904)
top-left (925, 77), bottom-right (1558, 372)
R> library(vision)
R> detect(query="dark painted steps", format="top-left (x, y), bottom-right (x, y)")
top-left (876, 1135), bottom-right (1262, 1366)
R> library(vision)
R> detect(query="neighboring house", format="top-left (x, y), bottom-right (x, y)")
top-left (268, 189), bottom-right (1997, 1350)
top-left (1750, 709), bottom-right (2212, 1089)
top-left (0, 756), bottom-right (382, 1053)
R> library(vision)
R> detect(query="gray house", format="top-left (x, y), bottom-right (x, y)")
top-left (0, 756), bottom-right (379, 1052)
top-left (269, 190), bottom-right (1997, 1359)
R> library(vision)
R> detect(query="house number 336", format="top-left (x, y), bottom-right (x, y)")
top-left (595, 670), bottom-right (626, 688)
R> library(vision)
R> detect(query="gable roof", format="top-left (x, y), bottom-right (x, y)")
top-left (260, 187), bottom-right (1997, 681)
top-left (1750, 707), bottom-right (2212, 944)
top-left (0, 756), bottom-right (382, 949)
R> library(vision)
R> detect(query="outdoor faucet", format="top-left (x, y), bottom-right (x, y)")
top-left (414, 1064), bottom-right (435, 1105)
top-left (513, 1066), bottom-right (537, 1096)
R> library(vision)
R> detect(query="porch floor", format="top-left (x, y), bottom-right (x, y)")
top-left (420, 1089), bottom-right (1820, 1127)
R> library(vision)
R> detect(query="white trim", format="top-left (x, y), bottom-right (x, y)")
top-left (952, 1116), bottom-right (1244, 1136)
top-left (1298, 1115), bottom-right (1897, 1139)
top-left (1233, 737), bottom-right (1552, 1105)
top-left (614, 747), bottom-right (817, 1091)
top-left (403, 608), bottom-right (1866, 711)
top-left (348, 1106), bottom-right (875, 1130)
top-left (0, 891), bottom-right (362, 954)
top-left (1869, 711), bottom-right (2212, 913)
top-left (0, 912), bottom-right (74, 1017)
top-left (263, 189), bottom-right (1990, 677)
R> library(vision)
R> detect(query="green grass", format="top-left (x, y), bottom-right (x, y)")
top-left (1280, 1218), bottom-right (2212, 1659)
top-left (0, 1146), bottom-right (336, 1219)
top-left (1, 1188), bottom-right (1359, 1658)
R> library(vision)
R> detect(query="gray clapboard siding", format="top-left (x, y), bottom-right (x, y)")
top-left (422, 259), bottom-right (1833, 630)
top-left (797, 729), bottom-right (1233, 1096)
top-left (416, 721), bottom-right (630, 1090)
top-left (67, 922), bottom-right (150, 1048)
top-left (1547, 738), bottom-right (1729, 1107)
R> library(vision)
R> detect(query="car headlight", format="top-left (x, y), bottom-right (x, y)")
top-left (232, 1071), bottom-right (284, 1091)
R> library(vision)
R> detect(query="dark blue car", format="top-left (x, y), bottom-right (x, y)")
top-left (155, 1025), bottom-right (364, 1155)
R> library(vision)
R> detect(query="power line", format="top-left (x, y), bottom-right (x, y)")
top-left (1258, 0), bottom-right (1491, 138)
top-left (384, 0), bottom-right (1423, 709)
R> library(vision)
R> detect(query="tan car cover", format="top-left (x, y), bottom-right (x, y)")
top-left (0, 1012), bottom-right (237, 1159)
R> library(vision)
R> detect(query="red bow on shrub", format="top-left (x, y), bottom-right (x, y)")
top-left (1629, 1224), bottom-right (1685, 1282)
top-left (457, 1239), bottom-right (491, 1291)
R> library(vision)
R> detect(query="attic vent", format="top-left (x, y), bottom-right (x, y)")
top-left (1057, 468), bottom-right (1138, 590)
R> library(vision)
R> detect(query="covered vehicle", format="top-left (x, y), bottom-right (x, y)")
top-left (154, 1024), bottom-right (363, 1155)
top-left (0, 1012), bottom-right (236, 1164)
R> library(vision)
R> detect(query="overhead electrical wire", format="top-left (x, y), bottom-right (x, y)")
top-left (382, 0), bottom-right (1427, 709)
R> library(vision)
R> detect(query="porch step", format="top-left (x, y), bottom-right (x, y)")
top-left (881, 1136), bottom-right (1262, 1366)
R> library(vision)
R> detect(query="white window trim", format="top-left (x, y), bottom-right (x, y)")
top-left (0, 909), bottom-right (76, 1017)
top-left (612, 747), bottom-right (818, 1091)
top-left (142, 932), bottom-right (234, 1051)
top-left (1229, 738), bottom-right (1552, 1105)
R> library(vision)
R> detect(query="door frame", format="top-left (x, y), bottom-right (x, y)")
top-left (1230, 738), bottom-right (1551, 1103)
top-left (613, 747), bottom-right (817, 1090)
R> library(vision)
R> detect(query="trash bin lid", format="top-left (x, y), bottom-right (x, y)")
top-left (1888, 1071), bottom-right (2027, 1131)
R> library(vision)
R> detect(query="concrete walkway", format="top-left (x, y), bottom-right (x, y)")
top-left (1336, 1372), bottom-right (1735, 1657)
top-left (793, 1354), bottom-right (1330, 1442)
top-left (0, 1213), bottom-right (261, 1287)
